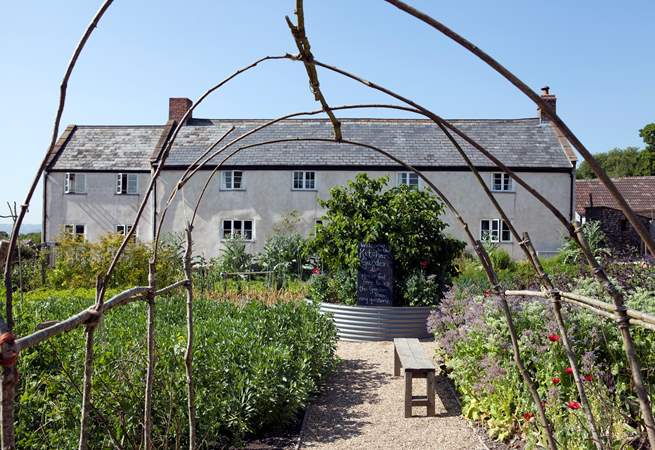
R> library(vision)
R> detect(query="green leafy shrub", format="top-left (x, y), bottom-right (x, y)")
top-left (218, 237), bottom-right (254, 273)
top-left (308, 174), bottom-right (465, 306)
top-left (561, 221), bottom-right (611, 264)
top-left (260, 233), bottom-right (306, 280)
top-left (15, 290), bottom-right (337, 448)
top-left (47, 233), bottom-right (182, 289)
top-left (402, 270), bottom-right (442, 306)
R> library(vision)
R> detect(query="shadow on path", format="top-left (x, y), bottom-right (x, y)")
top-left (303, 357), bottom-right (387, 444)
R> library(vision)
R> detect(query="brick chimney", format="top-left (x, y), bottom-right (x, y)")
top-left (169, 97), bottom-right (192, 124)
top-left (538, 86), bottom-right (557, 123)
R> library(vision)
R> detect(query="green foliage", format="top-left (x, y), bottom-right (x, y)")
top-left (402, 270), bottom-right (442, 306)
top-left (260, 233), bottom-right (306, 279)
top-left (560, 221), bottom-right (611, 264)
top-left (15, 290), bottom-right (337, 448)
top-left (481, 240), bottom-right (515, 272)
top-left (429, 283), bottom-right (655, 448)
top-left (308, 174), bottom-right (465, 306)
top-left (19, 232), bottom-right (41, 243)
top-left (47, 233), bottom-right (182, 289)
top-left (640, 123), bottom-right (655, 150)
top-left (217, 237), bottom-right (254, 273)
top-left (454, 249), bottom-right (580, 293)
top-left (308, 269), bottom-right (357, 306)
top-left (577, 124), bottom-right (655, 179)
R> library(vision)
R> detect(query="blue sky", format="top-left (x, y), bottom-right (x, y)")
top-left (1, 0), bottom-right (653, 224)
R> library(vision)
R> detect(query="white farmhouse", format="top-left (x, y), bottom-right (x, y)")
top-left (43, 92), bottom-right (576, 259)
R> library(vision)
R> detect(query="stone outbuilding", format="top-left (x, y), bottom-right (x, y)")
top-left (577, 176), bottom-right (655, 256)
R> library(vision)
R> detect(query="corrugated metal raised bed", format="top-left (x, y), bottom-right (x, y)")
top-left (314, 301), bottom-right (434, 341)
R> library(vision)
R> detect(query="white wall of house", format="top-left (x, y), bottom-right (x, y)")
top-left (44, 171), bottom-right (153, 242)
top-left (45, 167), bottom-right (572, 260)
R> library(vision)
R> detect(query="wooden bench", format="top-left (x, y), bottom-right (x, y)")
top-left (393, 338), bottom-right (436, 417)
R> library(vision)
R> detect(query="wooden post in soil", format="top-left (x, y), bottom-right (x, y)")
top-left (574, 225), bottom-right (655, 445)
top-left (78, 276), bottom-right (104, 450)
top-left (143, 260), bottom-right (156, 450)
top-left (183, 226), bottom-right (196, 449)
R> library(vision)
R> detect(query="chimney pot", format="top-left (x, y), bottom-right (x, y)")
top-left (538, 86), bottom-right (557, 123)
top-left (169, 97), bottom-right (192, 124)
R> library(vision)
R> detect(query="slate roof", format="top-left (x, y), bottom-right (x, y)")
top-left (48, 118), bottom-right (574, 171)
top-left (576, 176), bottom-right (655, 217)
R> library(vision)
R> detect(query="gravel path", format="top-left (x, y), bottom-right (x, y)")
top-left (301, 340), bottom-right (487, 450)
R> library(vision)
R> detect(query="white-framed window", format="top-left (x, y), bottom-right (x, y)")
top-left (491, 173), bottom-right (513, 192)
top-left (292, 171), bottom-right (316, 190)
top-left (64, 173), bottom-right (86, 194)
top-left (221, 219), bottom-right (254, 241)
top-left (116, 224), bottom-right (136, 241)
top-left (115, 224), bottom-right (133, 235)
top-left (480, 219), bottom-right (512, 243)
top-left (221, 170), bottom-right (244, 190)
top-left (64, 224), bottom-right (86, 238)
top-left (398, 172), bottom-right (420, 189)
top-left (116, 173), bottom-right (138, 195)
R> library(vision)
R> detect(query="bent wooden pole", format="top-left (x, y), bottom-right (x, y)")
top-left (384, 0), bottom-right (655, 258)
top-left (204, 134), bottom-right (557, 449)
top-left (1, 3), bottom-right (114, 448)
top-left (305, 56), bottom-right (653, 447)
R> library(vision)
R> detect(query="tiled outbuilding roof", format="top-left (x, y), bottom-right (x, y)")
top-left (48, 118), bottom-right (574, 171)
top-left (576, 176), bottom-right (655, 217)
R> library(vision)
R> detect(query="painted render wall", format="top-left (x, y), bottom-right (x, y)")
top-left (45, 169), bottom-right (572, 259)
top-left (44, 171), bottom-right (153, 243)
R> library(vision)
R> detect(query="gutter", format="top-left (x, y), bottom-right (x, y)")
top-left (42, 172), bottom-right (48, 243)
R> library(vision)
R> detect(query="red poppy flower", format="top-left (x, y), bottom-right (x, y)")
top-left (311, 267), bottom-right (321, 275)
top-left (547, 333), bottom-right (560, 343)
top-left (566, 401), bottom-right (581, 410)
top-left (483, 290), bottom-right (491, 298)
top-left (551, 377), bottom-right (560, 385)
top-left (523, 412), bottom-right (535, 422)
top-left (419, 260), bottom-right (429, 269)
top-left (583, 374), bottom-right (593, 382)
top-left (565, 367), bottom-right (574, 375)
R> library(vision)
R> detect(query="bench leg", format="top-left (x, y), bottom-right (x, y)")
top-left (394, 347), bottom-right (400, 376)
top-left (404, 371), bottom-right (413, 418)
top-left (426, 370), bottom-right (436, 417)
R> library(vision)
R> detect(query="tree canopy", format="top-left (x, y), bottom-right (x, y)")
top-left (577, 123), bottom-right (655, 179)
top-left (309, 173), bottom-right (465, 306)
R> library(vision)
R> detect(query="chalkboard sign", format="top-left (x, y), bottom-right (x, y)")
top-left (357, 243), bottom-right (394, 306)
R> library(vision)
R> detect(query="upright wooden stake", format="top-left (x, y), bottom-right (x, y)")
top-left (183, 226), bottom-right (196, 449)
top-left (143, 260), bottom-right (156, 450)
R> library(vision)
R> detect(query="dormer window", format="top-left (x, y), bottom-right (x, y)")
top-left (64, 173), bottom-right (86, 194)
top-left (221, 170), bottom-right (244, 190)
top-left (116, 173), bottom-right (138, 195)
top-left (292, 171), bottom-right (316, 190)
top-left (491, 173), bottom-right (513, 192)
top-left (398, 172), bottom-right (420, 189)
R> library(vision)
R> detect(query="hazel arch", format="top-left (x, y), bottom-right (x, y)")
top-left (2, 1), bottom-right (654, 449)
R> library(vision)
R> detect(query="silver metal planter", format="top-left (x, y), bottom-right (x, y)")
top-left (314, 301), bottom-right (435, 341)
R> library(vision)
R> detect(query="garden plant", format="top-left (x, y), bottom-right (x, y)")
top-left (2, 1), bottom-right (655, 449)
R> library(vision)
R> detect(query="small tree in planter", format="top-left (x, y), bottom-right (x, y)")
top-left (308, 174), bottom-right (465, 306)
